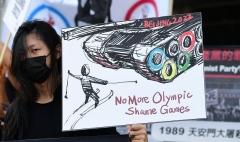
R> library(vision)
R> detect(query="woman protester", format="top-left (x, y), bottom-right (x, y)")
top-left (2, 20), bottom-right (148, 142)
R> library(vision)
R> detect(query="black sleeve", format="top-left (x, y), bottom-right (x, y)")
top-left (2, 103), bottom-right (10, 141)
top-left (73, 127), bottom-right (119, 137)
top-left (2, 103), bottom-right (18, 141)
top-left (5, 78), bottom-right (16, 103)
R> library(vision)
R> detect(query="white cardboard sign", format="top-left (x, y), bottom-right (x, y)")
top-left (3, 0), bottom-right (32, 35)
top-left (61, 12), bottom-right (206, 131)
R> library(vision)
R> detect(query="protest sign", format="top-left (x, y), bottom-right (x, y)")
top-left (61, 12), bottom-right (206, 131)
top-left (206, 89), bottom-right (218, 106)
top-left (3, 0), bottom-right (31, 36)
top-left (151, 47), bottom-right (240, 142)
top-left (0, 0), bottom-right (31, 64)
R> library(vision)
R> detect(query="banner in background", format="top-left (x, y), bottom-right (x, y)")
top-left (150, 47), bottom-right (240, 142)
top-left (204, 48), bottom-right (240, 77)
top-left (1, 0), bottom-right (173, 48)
top-left (152, 121), bottom-right (240, 142)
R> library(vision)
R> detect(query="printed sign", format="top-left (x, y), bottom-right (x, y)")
top-left (151, 121), bottom-right (240, 142)
top-left (150, 47), bottom-right (240, 142)
top-left (204, 49), bottom-right (240, 77)
top-left (61, 12), bottom-right (205, 131)
top-left (3, 0), bottom-right (32, 35)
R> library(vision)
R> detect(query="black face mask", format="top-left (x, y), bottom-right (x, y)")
top-left (20, 53), bottom-right (51, 84)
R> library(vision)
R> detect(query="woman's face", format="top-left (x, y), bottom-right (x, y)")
top-left (26, 33), bottom-right (51, 67)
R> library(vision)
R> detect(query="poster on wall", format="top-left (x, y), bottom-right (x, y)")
top-left (61, 12), bottom-right (206, 131)
top-left (151, 47), bottom-right (240, 142)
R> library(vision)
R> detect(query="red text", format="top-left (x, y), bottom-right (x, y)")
top-left (152, 91), bottom-right (193, 105)
top-left (125, 107), bottom-right (157, 115)
top-left (115, 95), bottom-right (149, 106)
top-left (160, 105), bottom-right (190, 114)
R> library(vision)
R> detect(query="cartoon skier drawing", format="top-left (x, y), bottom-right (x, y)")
top-left (66, 64), bottom-right (113, 110)
top-left (64, 64), bottom-right (136, 129)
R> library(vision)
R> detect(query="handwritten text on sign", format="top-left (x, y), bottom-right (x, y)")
top-left (143, 13), bottom-right (194, 28)
top-left (115, 91), bottom-right (193, 115)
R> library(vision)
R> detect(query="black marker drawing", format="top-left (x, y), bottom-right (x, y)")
top-left (64, 64), bottom-right (137, 129)
top-left (62, 13), bottom-right (204, 130)
top-left (66, 64), bottom-right (109, 108)
top-left (62, 13), bottom-right (203, 84)
top-left (67, 91), bottom-right (114, 130)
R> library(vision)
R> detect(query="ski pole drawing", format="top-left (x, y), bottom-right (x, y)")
top-left (64, 64), bottom-right (137, 128)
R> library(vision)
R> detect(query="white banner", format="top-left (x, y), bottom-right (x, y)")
top-left (151, 121), bottom-right (240, 142)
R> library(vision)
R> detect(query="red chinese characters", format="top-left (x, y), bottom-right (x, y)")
top-left (204, 50), bottom-right (210, 61)
top-left (234, 50), bottom-right (240, 61)
top-left (211, 50), bottom-right (221, 61)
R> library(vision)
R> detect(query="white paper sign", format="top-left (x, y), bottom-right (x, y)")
top-left (61, 12), bottom-right (206, 131)
top-left (206, 89), bottom-right (218, 106)
top-left (3, 0), bottom-right (32, 35)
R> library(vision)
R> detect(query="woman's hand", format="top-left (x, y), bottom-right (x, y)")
top-left (0, 41), bottom-right (20, 91)
top-left (0, 41), bottom-right (10, 68)
top-left (126, 124), bottom-right (148, 142)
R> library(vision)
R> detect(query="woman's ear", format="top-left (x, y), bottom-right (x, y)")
top-left (56, 44), bottom-right (62, 59)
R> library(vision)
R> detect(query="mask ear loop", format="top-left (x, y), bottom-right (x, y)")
top-left (46, 52), bottom-right (51, 57)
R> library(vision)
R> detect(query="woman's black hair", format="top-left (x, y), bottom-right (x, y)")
top-left (2, 19), bottom-right (62, 140)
